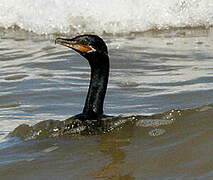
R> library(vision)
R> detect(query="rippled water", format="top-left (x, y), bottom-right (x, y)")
top-left (0, 28), bottom-right (213, 179)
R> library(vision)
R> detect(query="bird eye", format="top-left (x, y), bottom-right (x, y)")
top-left (81, 39), bottom-right (89, 45)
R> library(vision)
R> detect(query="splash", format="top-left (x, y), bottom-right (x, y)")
top-left (0, 0), bottom-right (213, 35)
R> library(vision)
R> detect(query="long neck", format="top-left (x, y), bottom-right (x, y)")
top-left (83, 54), bottom-right (109, 118)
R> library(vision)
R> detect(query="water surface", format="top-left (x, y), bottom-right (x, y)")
top-left (0, 28), bottom-right (213, 179)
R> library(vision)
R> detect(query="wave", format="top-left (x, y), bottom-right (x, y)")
top-left (0, 0), bottom-right (213, 35)
top-left (8, 104), bottom-right (213, 140)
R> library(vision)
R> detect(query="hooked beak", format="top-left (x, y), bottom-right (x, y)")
top-left (55, 38), bottom-right (95, 53)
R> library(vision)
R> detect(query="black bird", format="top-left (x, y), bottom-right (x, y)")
top-left (11, 35), bottom-right (115, 138)
top-left (55, 35), bottom-right (109, 121)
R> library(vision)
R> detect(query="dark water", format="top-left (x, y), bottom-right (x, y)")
top-left (0, 29), bottom-right (213, 179)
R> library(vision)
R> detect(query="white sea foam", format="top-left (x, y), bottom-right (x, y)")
top-left (0, 0), bottom-right (213, 34)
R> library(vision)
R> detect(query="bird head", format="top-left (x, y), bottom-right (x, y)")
top-left (55, 35), bottom-right (108, 63)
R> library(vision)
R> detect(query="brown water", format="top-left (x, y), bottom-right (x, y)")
top-left (0, 28), bottom-right (213, 179)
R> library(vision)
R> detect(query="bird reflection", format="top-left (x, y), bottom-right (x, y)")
top-left (89, 124), bottom-right (135, 179)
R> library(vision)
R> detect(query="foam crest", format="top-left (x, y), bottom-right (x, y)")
top-left (0, 0), bottom-right (213, 34)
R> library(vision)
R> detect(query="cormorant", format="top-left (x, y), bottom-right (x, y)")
top-left (55, 35), bottom-right (109, 121)
top-left (10, 35), bottom-right (114, 138)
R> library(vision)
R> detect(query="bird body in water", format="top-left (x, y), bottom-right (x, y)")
top-left (55, 35), bottom-right (110, 121)
top-left (10, 35), bottom-right (119, 139)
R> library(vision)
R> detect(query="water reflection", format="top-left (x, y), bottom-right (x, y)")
top-left (91, 125), bottom-right (135, 179)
